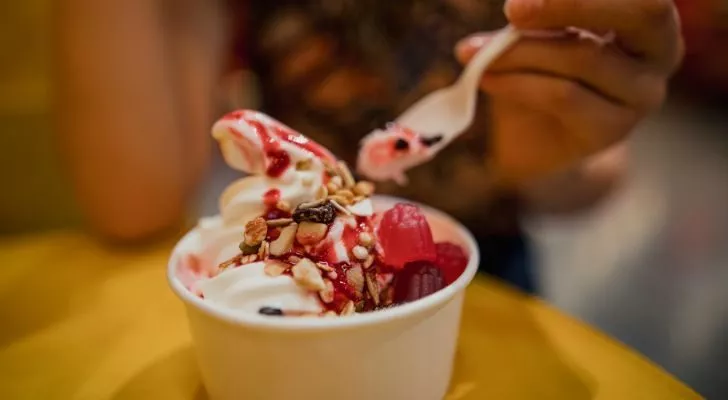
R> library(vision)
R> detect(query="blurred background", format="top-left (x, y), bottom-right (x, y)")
top-left (1, 0), bottom-right (727, 398)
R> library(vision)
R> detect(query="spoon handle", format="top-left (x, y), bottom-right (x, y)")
top-left (455, 26), bottom-right (522, 90)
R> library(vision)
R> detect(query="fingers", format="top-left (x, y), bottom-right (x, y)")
top-left (504, 0), bottom-right (682, 72)
top-left (478, 36), bottom-right (665, 111)
top-left (481, 72), bottom-right (638, 156)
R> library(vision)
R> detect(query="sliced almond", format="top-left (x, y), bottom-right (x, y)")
top-left (348, 198), bottom-right (373, 217)
top-left (267, 218), bottom-right (293, 227)
top-left (380, 285), bottom-right (395, 306)
top-left (341, 301), bottom-right (356, 316)
top-left (358, 232), bottom-right (374, 247)
top-left (295, 221), bottom-right (328, 245)
top-left (353, 181), bottom-right (375, 197)
top-left (269, 223), bottom-right (298, 256)
top-left (330, 199), bottom-right (352, 215)
top-left (319, 279), bottom-right (335, 304)
top-left (288, 255), bottom-right (301, 264)
top-left (345, 264), bottom-right (365, 296)
top-left (263, 260), bottom-right (288, 277)
top-left (244, 217), bottom-right (267, 246)
top-left (352, 245), bottom-right (369, 260)
top-left (336, 161), bottom-right (356, 189)
top-left (363, 255), bottom-right (374, 270)
top-left (328, 195), bottom-right (351, 206)
top-left (365, 272), bottom-right (380, 306)
top-left (291, 258), bottom-right (326, 291)
top-left (257, 240), bottom-right (270, 259)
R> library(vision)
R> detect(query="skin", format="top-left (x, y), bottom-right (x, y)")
top-left (56, 0), bottom-right (683, 241)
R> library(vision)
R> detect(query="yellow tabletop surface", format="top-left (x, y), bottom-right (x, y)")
top-left (0, 231), bottom-right (701, 400)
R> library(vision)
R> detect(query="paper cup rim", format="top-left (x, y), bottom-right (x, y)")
top-left (167, 195), bottom-right (480, 332)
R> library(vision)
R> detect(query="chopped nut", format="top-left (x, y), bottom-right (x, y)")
top-left (288, 255), bottom-right (301, 264)
top-left (269, 223), bottom-right (298, 256)
top-left (329, 199), bottom-right (352, 215)
top-left (244, 217), bottom-right (267, 246)
top-left (302, 176), bottom-right (315, 187)
top-left (322, 310), bottom-right (338, 317)
top-left (358, 232), bottom-right (374, 247)
top-left (295, 158), bottom-right (312, 171)
top-left (296, 222), bottom-right (328, 245)
top-left (326, 182), bottom-right (340, 194)
top-left (324, 162), bottom-right (338, 177)
top-left (293, 200), bottom-right (336, 224)
top-left (345, 264), bottom-right (365, 295)
top-left (365, 272), bottom-right (380, 306)
top-left (218, 255), bottom-right (242, 270)
top-left (240, 254), bottom-right (258, 265)
top-left (264, 260), bottom-right (288, 277)
top-left (316, 262), bottom-right (334, 272)
top-left (335, 189), bottom-right (355, 202)
top-left (352, 245), bottom-right (369, 260)
top-left (353, 195), bottom-right (365, 203)
top-left (239, 241), bottom-right (260, 255)
top-left (341, 301), bottom-right (356, 316)
top-left (315, 185), bottom-right (328, 200)
top-left (291, 258), bottom-right (326, 291)
top-left (319, 279), bottom-right (335, 303)
top-left (276, 200), bottom-right (291, 213)
top-left (336, 161), bottom-right (356, 189)
top-left (266, 218), bottom-right (294, 227)
top-left (330, 175), bottom-right (343, 188)
top-left (328, 271), bottom-right (338, 280)
top-left (328, 195), bottom-right (352, 206)
top-left (363, 255), bottom-right (375, 270)
top-left (353, 181), bottom-right (375, 197)
top-left (379, 285), bottom-right (395, 306)
top-left (257, 240), bottom-right (269, 259)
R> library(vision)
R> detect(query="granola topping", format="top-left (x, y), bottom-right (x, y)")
top-left (244, 217), bottom-right (267, 246)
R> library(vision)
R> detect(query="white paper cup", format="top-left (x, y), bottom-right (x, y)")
top-left (168, 195), bottom-right (480, 400)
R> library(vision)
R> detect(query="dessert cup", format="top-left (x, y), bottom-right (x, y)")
top-left (168, 195), bottom-right (480, 400)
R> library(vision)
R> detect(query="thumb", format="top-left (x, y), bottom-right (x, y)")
top-left (454, 32), bottom-right (496, 64)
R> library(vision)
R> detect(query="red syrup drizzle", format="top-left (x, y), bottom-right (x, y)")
top-left (221, 110), bottom-right (336, 178)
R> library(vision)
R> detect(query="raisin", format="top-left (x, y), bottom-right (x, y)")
top-left (292, 200), bottom-right (336, 224)
top-left (258, 307), bottom-right (284, 316)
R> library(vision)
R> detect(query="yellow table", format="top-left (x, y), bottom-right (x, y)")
top-left (0, 232), bottom-right (701, 400)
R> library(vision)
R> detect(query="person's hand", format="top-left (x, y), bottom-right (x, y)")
top-left (456, 0), bottom-right (683, 184)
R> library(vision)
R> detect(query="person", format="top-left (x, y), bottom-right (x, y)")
top-left (56, 0), bottom-right (682, 291)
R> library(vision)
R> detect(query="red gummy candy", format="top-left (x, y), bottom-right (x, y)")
top-left (393, 261), bottom-right (445, 304)
top-left (377, 203), bottom-right (436, 269)
top-left (435, 242), bottom-right (468, 285)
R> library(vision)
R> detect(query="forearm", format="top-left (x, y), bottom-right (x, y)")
top-left (55, 0), bottom-right (208, 240)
